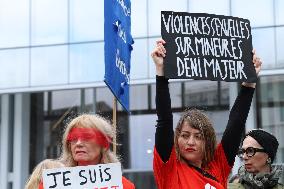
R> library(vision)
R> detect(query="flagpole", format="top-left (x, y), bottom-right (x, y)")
top-left (112, 96), bottom-right (117, 154)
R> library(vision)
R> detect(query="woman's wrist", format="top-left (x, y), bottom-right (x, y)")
top-left (156, 67), bottom-right (164, 76)
top-left (241, 82), bottom-right (256, 88)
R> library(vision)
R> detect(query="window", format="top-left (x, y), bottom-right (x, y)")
top-left (69, 0), bottom-right (102, 41)
top-left (148, 0), bottom-right (187, 36)
top-left (276, 27), bottom-right (284, 67)
top-left (0, 49), bottom-right (29, 89)
top-left (96, 87), bottom-right (114, 112)
top-left (275, 0), bottom-right (284, 25)
top-left (129, 114), bottom-right (155, 169)
top-left (31, 0), bottom-right (68, 45)
top-left (231, 0), bottom-right (273, 27)
top-left (131, 0), bottom-right (147, 37)
top-left (0, 0), bottom-right (29, 48)
top-left (51, 90), bottom-right (81, 110)
top-left (31, 46), bottom-right (68, 86)
top-left (131, 39), bottom-right (148, 79)
top-left (130, 85), bottom-right (148, 110)
top-left (148, 37), bottom-right (160, 78)
top-left (170, 82), bottom-right (182, 108)
top-left (69, 43), bottom-right (104, 83)
top-left (84, 88), bottom-right (96, 113)
top-left (252, 28), bottom-right (276, 68)
top-left (258, 75), bottom-right (284, 164)
top-left (188, 0), bottom-right (229, 15)
top-left (184, 80), bottom-right (219, 107)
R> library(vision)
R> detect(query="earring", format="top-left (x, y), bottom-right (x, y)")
top-left (266, 158), bottom-right (271, 164)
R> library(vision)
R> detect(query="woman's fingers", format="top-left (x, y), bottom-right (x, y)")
top-left (158, 44), bottom-right (166, 54)
top-left (252, 49), bottom-right (256, 55)
top-left (157, 48), bottom-right (166, 57)
top-left (152, 40), bottom-right (166, 58)
top-left (252, 50), bottom-right (262, 65)
top-left (151, 46), bottom-right (165, 58)
top-left (256, 58), bottom-right (262, 67)
top-left (157, 45), bottom-right (166, 56)
top-left (156, 39), bottom-right (166, 45)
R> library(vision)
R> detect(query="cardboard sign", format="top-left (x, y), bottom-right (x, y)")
top-left (161, 11), bottom-right (257, 82)
top-left (104, 0), bottom-right (134, 112)
top-left (42, 163), bottom-right (122, 189)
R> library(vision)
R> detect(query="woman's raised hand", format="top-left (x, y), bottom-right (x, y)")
top-left (151, 39), bottom-right (166, 76)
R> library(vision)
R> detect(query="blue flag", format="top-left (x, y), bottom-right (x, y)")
top-left (104, 0), bottom-right (134, 112)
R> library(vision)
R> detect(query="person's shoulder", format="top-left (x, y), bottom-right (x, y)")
top-left (38, 180), bottom-right (44, 189)
top-left (229, 174), bottom-right (240, 183)
top-left (227, 183), bottom-right (245, 189)
top-left (275, 183), bottom-right (284, 189)
top-left (122, 176), bottom-right (135, 189)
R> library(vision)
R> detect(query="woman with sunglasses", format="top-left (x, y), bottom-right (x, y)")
top-left (229, 129), bottom-right (283, 189)
top-left (151, 39), bottom-right (262, 189)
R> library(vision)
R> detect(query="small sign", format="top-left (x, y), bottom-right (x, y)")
top-left (42, 163), bottom-right (122, 189)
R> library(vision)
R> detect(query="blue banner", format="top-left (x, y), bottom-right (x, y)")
top-left (104, 0), bottom-right (134, 112)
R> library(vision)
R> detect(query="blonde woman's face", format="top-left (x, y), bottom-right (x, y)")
top-left (70, 138), bottom-right (102, 166)
top-left (178, 122), bottom-right (204, 168)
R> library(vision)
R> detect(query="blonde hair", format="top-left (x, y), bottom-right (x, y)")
top-left (25, 159), bottom-right (64, 189)
top-left (174, 109), bottom-right (217, 168)
top-left (60, 114), bottom-right (119, 166)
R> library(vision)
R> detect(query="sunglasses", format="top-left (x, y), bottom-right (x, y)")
top-left (237, 147), bottom-right (266, 158)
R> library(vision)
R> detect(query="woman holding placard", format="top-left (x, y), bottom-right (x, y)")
top-left (151, 39), bottom-right (262, 189)
top-left (37, 114), bottom-right (135, 189)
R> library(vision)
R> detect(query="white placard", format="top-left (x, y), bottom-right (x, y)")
top-left (43, 162), bottom-right (122, 189)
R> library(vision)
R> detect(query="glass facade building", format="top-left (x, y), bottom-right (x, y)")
top-left (0, 0), bottom-right (283, 188)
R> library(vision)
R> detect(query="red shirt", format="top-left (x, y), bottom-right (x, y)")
top-left (39, 176), bottom-right (135, 189)
top-left (122, 176), bottom-right (135, 189)
top-left (153, 143), bottom-right (231, 189)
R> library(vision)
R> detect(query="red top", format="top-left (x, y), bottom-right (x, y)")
top-left (38, 180), bottom-right (44, 189)
top-left (39, 176), bottom-right (135, 189)
top-left (153, 143), bottom-right (231, 189)
top-left (122, 176), bottom-right (135, 189)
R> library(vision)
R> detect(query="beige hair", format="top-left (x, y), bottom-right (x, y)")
top-left (25, 159), bottom-right (64, 189)
top-left (174, 108), bottom-right (217, 168)
top-left (59, 114), bottom-right (119, 166)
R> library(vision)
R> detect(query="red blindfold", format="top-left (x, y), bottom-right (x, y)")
top-left (67, 128), bottom-right (111, 149)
